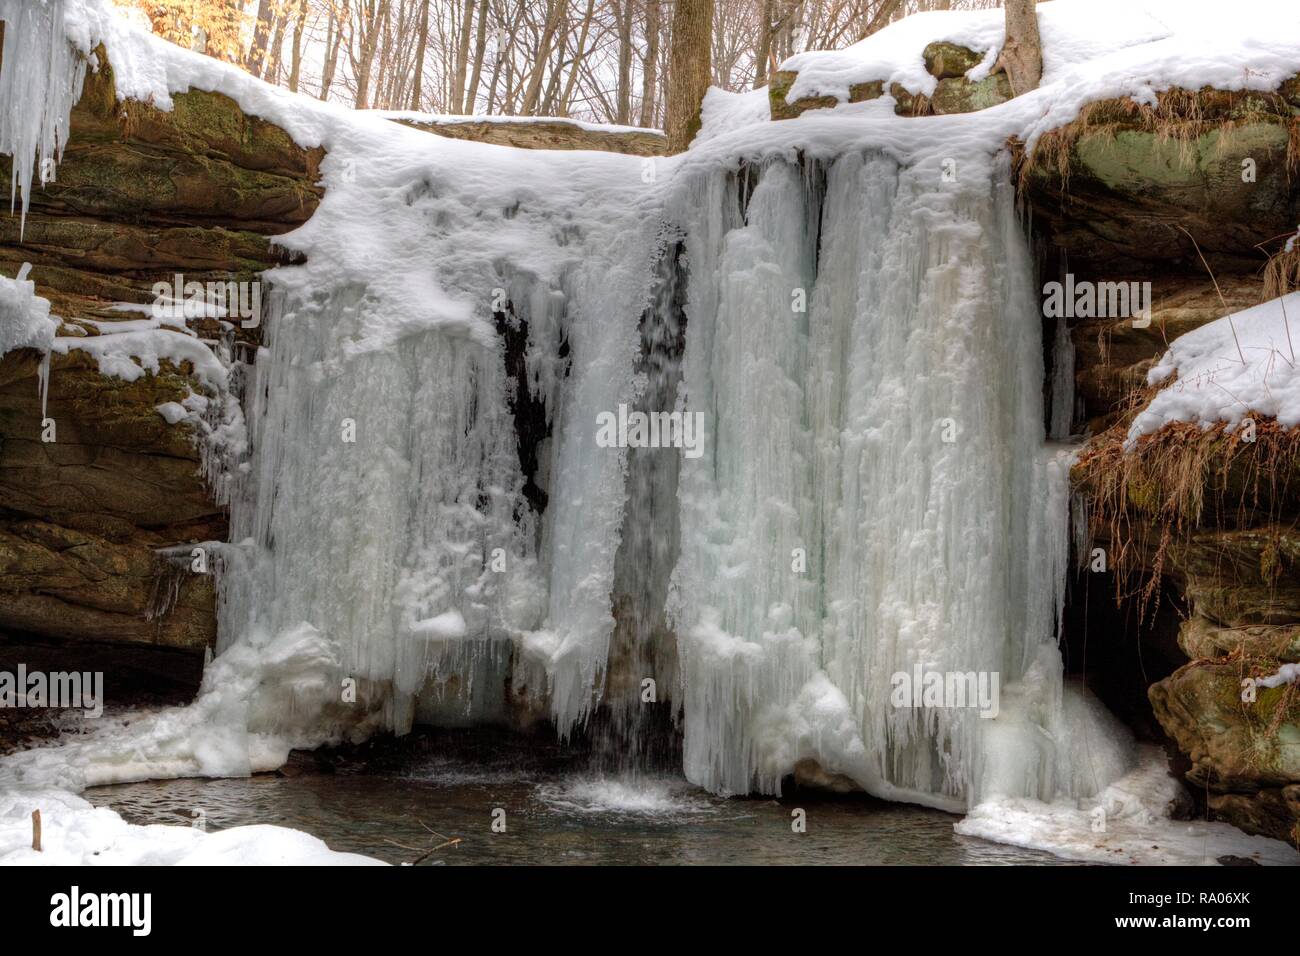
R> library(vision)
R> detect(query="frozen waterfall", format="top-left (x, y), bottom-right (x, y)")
top-left (0, 0), bottom-right (1130, 810)
top-left (212, 144), bottom-right (1123, 811)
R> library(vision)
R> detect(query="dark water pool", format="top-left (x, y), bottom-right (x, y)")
top-left (85, 734), bottom-right (1068, 865)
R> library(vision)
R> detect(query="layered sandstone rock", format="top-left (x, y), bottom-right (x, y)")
top-left (1040, 86), bottom-right (1300, 843)
top-left (0, 54), bottom-right (323, 708)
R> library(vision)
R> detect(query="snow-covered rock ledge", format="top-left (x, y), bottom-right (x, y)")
top-left (766, 0), bottom-right (1300, 140)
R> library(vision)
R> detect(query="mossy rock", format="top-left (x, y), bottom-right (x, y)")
top-left (930, 74), bottom-right (1013, 114)
top-left (1020, 99), bottom-right (1298, 272)
top-left (848, 80), bottom-right (885, 104)
top-left (770, 70), bottom-right (834, 120)
top-left (395, 118), bottom-right (667, 156)
top-left (0, 214), bottom-right (272, 281)
top-left (1180, 615), bottom-right (1300, 663)
top-left (1171, 530), bottom-right (1300, 627)
top-left (1150, 659), bottom-right (1300, 793)
top-left (1208, 785), bottom-right (1300, 843)
top-left (74, 51), bottom-right (323, 181)
top-left (1074, 123), bottom-right (1290, 195)
top-left (923, 41), bottom-right (984, 80)
top-left (769, 71), bottom-right (882, 121)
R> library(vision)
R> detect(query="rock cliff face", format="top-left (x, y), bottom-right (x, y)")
top-left (0, 55), bottom-right (323, 722)
top-left (1021, 87), bottom-right (1300, 844)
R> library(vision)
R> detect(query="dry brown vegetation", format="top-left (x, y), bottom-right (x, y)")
top-left (1017, 86), bottom-right (1300, 194)
top-left (1075, 414), bottom-right (1300, 618)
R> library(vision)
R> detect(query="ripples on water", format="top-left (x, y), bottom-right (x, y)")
top-left (85, 733), bottom-right (1068, 866)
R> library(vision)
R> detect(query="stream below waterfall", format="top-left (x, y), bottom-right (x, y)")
top-left (82, 732), bottom-right (1066, 865)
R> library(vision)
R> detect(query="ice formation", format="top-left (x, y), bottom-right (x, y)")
top-left (4, 0), bottom-right (1300, 865)
top-left (664, 150), bottom-right (1110, 808)
top-left (0, 0), bottom-right (90, 232)
top-left (0, 263), bottom-right (57, 355)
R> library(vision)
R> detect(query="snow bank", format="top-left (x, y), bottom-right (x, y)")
top-left (0, 788), bottom-right (383, 865)
top-left (1128, 291), bottom-right (1300, 443)
top-left (959, 747), bottom-right (1300, 865)
top-left (0, 624), bottom-right (387, 864)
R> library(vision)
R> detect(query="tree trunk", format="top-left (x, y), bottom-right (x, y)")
top-left (521, 0), bottom-right (565, 115)
top-left (451, 0), bottom-right (477, 113)
top-left (266, 7), bottom-right (289, 86)
top-left (665, 0), bottom-right (713, 152)
top-left (464, 0), bottom-right (491, 113)
top-left (247, 0), bottom-right (275, 76)
top-left (355, 1), bottom-right (390, 109)
top-left (540, 21), bottom-right (570, 115)
top-left (856, 0), bottom-right (903, 41)
top-left (411, 0), bottom-right (432, 110)
top-left (320, 0), bottom-right (349, 101)
top-left (753, 0), bottom-right (775, 88)
top-left (559, 0), bottom-right (595, 116)
top-left (287, 0), bottom-right (310, 93)
top-left (373, 0), bottom-right (396, 108)
top-left (638, 0), bottom-right (660, 127)
top-left (995, 0), bottom-right (1042, 96)
top-left (615, 0), bottom-right (634, 124)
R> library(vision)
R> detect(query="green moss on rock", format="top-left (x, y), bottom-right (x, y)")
top-left (923, 41), bottom-right (984, 80)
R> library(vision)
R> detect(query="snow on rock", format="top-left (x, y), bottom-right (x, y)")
top-left (1127, 291), bottom-right (1300, 444)
top-left (154, 401), bottom-right (188, 424)
top-left (0, 788), bottom-right (384, 865)
top-left (371, 109), bottom-right (664, 137)
top-left (1258, 662), bottom-right (1300, 688)
top-left (777, 0), bottom-right (1300, 150)
top-left (0, 263), bottom-right (57, 355)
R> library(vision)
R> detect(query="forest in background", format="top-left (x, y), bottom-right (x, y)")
top-left (128, 0), bottom-right (1004, 127)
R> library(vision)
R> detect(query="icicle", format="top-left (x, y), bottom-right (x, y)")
top-left (0, 0), bottom-right (89, 235)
